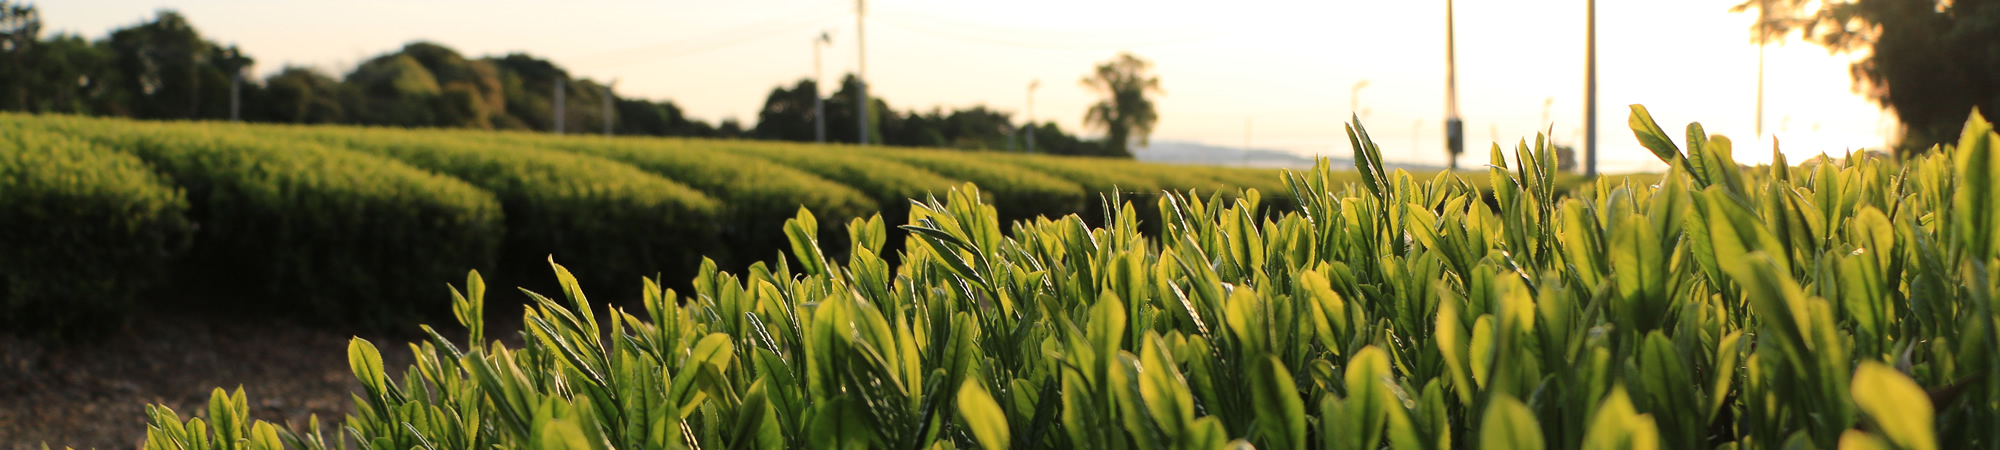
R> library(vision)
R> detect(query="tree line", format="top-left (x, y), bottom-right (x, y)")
top-left (0, 4), bottom-right (1152, 157)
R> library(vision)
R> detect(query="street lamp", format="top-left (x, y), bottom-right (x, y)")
top-left (814, 31), bottom-right (832, 144)
top-left (1444, 0), bottom-right (1464, 171)
top-left (1026, 79), bottom-right (1040, 153)
top-left (1350, 79), bottom-right (1370, 115)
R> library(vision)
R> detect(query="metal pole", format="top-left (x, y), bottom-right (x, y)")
top-left (1585, 0), bottom-right (1598, 177)
top-left (604, 80), bottom-right (616, 136)
top-left (815, 32), bottom-right (830, 144)
top-left (555, 77), bottom-right (566, 134)
top-left (1444, 0), bottom-right (1463, 171)
top-left (1026, 79), bottom-right (1038, 153)
top-left (230, 73), bottom-right (241, 122)
top-left (856, 0), bottom-right (869, 145)
top-left (1350, 80), bottom-right (1369, 114)
top-left (1755, 0), bottom-right (1767, 139)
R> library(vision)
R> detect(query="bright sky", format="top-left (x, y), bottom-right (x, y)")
top-left (43, 0), bottom-right (1890, 173)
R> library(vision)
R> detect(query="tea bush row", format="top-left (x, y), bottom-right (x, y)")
top-left (0, 122), bottom-right (191, 335)
top-left (262, 125), bottom-right (721, 298)
top-left (134, 106), bottom-right (2000, 449)
top-left (18, 115), bottom-right (503, 326)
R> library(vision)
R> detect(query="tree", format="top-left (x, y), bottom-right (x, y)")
top-left (263, 66), bottom-right (344, 123)
top-left (0, 2), bottom-right (111, 114)
top-left (1081, 52), bottom-right (1162, 157)
top-left (0, 0), bottom-right (40, 110)
top-left (1735, 0), bottom-right (2000, 154)
top-left (103, 10), bottom-right (236, 120)
top-left (752, 78), bottom-right (819, 141)
top-left (1028, 122), bottom-right (1115, 157)
top-left (486, 53), bottom-right (568, 131)
top-left (824, 74), bottom-right (885, 144)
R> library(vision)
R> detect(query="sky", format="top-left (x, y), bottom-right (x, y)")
top-left (40, 0), bottom-right (1891, 173)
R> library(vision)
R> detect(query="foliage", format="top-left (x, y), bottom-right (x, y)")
top-left (18, 114), bottom-right (505, 326)
top-left (861, 147), bottom-right (1089, 227)
top-left (1082, 52), bottom-right (1162, 157)
top-left (133, 105), bottom-right (1999, 449)
top-left (0, 120), bottom-right (190, 336)
top-left (497, 132), bottom-right (880, 270)
top-left (716, 141), bottom-right (966, 230)
top-left (269, 124), bottom-right (722, 299)
top-left (1734, 0), bottom-right (2000, 154)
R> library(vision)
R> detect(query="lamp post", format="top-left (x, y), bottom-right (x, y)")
top-left (554, 77), bottom-right (566, 135)
top-left (814, 31), bottom-right (832, 144)
top-left (1444, 0), bottom-right (1464, 171)
top-left (603, 79), bottom-right (618, 136)
top-left (1584, 0), bottom-right (1598, 177)
top-left (855, 0), bottom-right (869, 145)
top-left (1350, 79), bottom-right (1369, 115)
top-left (1026, 79), bottom-right (1039, 153)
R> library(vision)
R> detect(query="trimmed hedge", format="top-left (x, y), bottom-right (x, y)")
top-left (270, 125), bottom-right (723, 298)
top-left (860, 147), bottom-right (1088, 226)
top-left (716, 142), bottom-right (963, 224)
top-left (0, 121), bottom-right (192, 336)
top-left (23, 115), bottom-right (504, 325)
top-left (485, 133), bottom-right (878, 267)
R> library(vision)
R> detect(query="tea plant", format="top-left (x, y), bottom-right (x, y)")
top-left (15, 115), bottom-right (503, 325)
top-left (0, 123), bottom-right (191, 335)
top-left (126, 105), bottom-right (2000, 449)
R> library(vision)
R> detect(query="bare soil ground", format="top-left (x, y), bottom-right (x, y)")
top-left (1, 315), bottom-right (427, 449)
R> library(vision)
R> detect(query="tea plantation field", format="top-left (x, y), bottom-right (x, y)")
top-left (3, 113), bottom-right (1471, 334)
top-left (117, 106), bottom-right (2000, 449)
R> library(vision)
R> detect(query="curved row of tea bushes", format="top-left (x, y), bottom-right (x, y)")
top-left (144, 107), bottom-right (2000, 450)
top-left (270, 126), bottom-right (722, 297)
top-left (25, 116), bottom-right (504, 326)
top-left (861, 147), bottom-right (1090, 226)
top-left (489, 134), bottom-right (879, 266)
top-left (0, 123), bottom-right (192, 335)
top-left (715, 142), bottom-right (965, 225)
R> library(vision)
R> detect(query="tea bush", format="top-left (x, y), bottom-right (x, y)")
top-left (18, 115), bottom-right (505, 325)
top-left (497, 134), bottom-right (879, 268)
top-left (136, 106), bottom-right (2000, 449)
top-left (861, 148), bottom-right (1089, 227)
top-left (267, 126), bottom-right (722, 298)
top-left (0, 122), bottom-right (191, 335)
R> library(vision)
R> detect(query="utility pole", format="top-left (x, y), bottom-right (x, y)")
top-left (1244, 116), bottom-right (1253, 166)
top-left (856, 0), bottom-right (869, 145)
top-left (555, 77), bottom-right (566, 134)
top-left (1444, 0), bottom-right (1464, 171)
top-left (1245, 116), bottom-right (1252, 153)
top-left (815, 31), bottom-right (832, 144)
top-left (222, 46), bottom-right (248, 123)
top-left (1542, 97), bottom-right (1554, 128)
top-left (1755, 0), bottom-right (1768, 140)
top-left (1026, 79), bottom-right (1039, 153)
top-left (1350, 80), bottom-right (1369, 115)
top-left (229, 72), bottom-right (241, 122)
top-left (604, 79), bottom-right (617, 136)
top-left (1584, 0), bottom-right (1598, 177)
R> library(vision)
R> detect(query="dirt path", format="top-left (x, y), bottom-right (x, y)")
top-left (1, 316), bottom-right (425, 449)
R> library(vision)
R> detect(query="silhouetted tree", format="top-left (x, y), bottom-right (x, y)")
top-left (263, 66), bottom-right (344, 123)
top-left (1, 2), bottom-right (111, 114)
top-left (1029, 122), bottom-right (1115, 157)
top-left (824, 74), bottom-right (885, 144)
top-left (103, 11), bottom-right (236, 120)
top-left (752, 78), bottom-right (819, 141)
top-left (1081, 52), bottom-right (1161, 157)
top-left (1735, 0), bottom-right (2000, 154)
